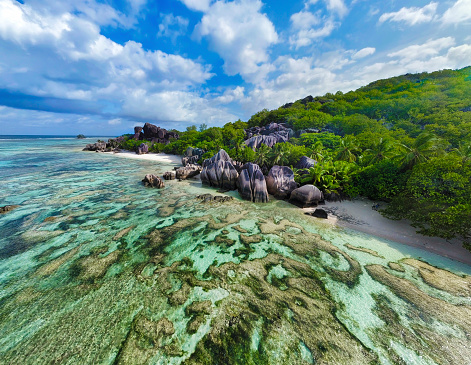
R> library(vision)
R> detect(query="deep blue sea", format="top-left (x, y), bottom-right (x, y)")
top-left (0, 136), bottom-right (470, 364)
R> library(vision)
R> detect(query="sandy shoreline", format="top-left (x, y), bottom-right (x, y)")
top-left (100, 150), bottom-right (471, 266)
top-left (306, 199), bottom-right (471, 266)
top-left (103, 150), bottom-right (182, 164)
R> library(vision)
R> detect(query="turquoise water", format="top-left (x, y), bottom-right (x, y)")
top-left (1, 137), bottom-right (470, 364)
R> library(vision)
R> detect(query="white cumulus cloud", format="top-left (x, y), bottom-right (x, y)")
top-left (442, 0), bottom-right (471, 24)
top-left (379, 2), bottom-right (438, 25)
top-left (194, 0), bottom-right (278, 83)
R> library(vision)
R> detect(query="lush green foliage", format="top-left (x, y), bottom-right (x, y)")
top-left (119, 67), bottom-right (471, 246)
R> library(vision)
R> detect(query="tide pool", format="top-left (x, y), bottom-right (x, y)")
top-left (0, 137), bottom-right (470, 364)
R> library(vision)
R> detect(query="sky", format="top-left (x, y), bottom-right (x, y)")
top-left (0, 0), bottom-right (470, 135)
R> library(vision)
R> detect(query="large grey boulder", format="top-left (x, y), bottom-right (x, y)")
top-left (201, 160), bottom-right (239, 190)
top-left (83, 141), bottom-right (107, 152)
top-left (289, 185), bottom-right (324, 207)
top-left (295, 156), bottom-right (316, 169)
top-left (182, 147), bottom-right (205, 166)
top-left (266, 166), bottom-right (297, 199)
top-left (137, 143), bottom-right (149, 155)
top-left (238, 163), bottom-right (269, 203)
top-left (133, 126), bottom-right (143, 140)
top-left (163, 171), bottom-right (176, 180)
top-left (176, 164), bottom-right (202, 180)
top-left (202, 149), bottom-right (232, 167)
top-left (245, 135), bottom-right (278, 149)
top-left (201, 149), bottom-right (239, 190)
top-left (142, 174), bottom-right (165, 188)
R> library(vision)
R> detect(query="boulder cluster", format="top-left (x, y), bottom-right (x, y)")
top-left (142, 174), bottom-right (165, 188)
top-left (200, 150), bottom-right (239, 190)
top-left (182, 147), bottom-right (205, 166)
top-left (83, 136), bottom-right (125, 152)
top-left (134, 123), bottom-right (179, 144)
top-left (245, 122), bottom-right (294, 149)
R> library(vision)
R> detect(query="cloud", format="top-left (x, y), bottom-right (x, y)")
top-left (379, 2), bottom-right (438, 25)
top-left (289, 0), bottom-right (347, 49)
top-left (179, 0), bottom-right (212, 12)
top-left (108, 118), bottom-right (122, 125)
top-left (387, 37), bottom-right (455, 62)
top-left (194, 0), bottom-right (278, 83)
top-left (0, 0), bottom-right (232, 126)
top-left (352, 47), bottom-right (376, 59)
top-left (442, 0), bottom-right (471, 24)
top-left (324, 0), bottom-right (348, 18)
top-left (158, 13), bottom-right (189, 40)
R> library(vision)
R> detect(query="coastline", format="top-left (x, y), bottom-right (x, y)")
top-left (102, 150), bottom-right (182, 164)
top-left (98, 149), bottom-right (471, 266)
top-left (309, 199), bottom-right (471, 266)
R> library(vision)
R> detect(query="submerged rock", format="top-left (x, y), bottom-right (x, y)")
top-left (0, 205), bottom-right (20, 214)
top-left (176, 164), bottom-right (201, 180)
top-left (266, 165), bottom-right (297, 199)
top-left (82, 141), bottom-right (107, 152)
top-left (307, 208), bottom-right (328, 219)
top-left (289, 185), bottom-right (323, 207)
top-left (238, 163), bottom-right (269, 203)
top-left (163, 171), bottom-right (176, 180)
top-left (201, 149), bottom-right (239, 190)
top-left (196, 194), bottom-right (233, 203)
top-left (142, 174), bottom-right (165, 188)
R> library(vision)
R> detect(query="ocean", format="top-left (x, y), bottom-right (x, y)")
top-left (0, 136), bottom-right (470, 364)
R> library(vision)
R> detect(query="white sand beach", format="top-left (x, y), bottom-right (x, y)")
top-left (307, 199), bottom-right (471, 266)
top-left (104, 150), bottom-right (182, 164)
top-left (101, 150), bottom-right (471, 266)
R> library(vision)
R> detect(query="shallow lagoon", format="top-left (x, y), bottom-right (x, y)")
top-left (0, 138), bottom-right (470, 364)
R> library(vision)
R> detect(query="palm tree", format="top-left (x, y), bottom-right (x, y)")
top-left (309, 141), bottom-right (325, 162)
top-left (397, 132), bottom-right (445, 170)
top-left (451, 142), bottom-right (471, 163)
top-left (268, 143), bottom-right (291, 167)
top-left (255, 144), bottom-right (271, 169)
top-left (335, 135), bottom-right (360, 162)
top-left (364, 138), bottom-right (398, 165)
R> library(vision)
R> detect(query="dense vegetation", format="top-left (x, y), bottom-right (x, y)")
top-left (120, 67), bottom-right (471, 248)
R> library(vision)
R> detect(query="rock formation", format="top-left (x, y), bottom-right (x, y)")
top-left (196, 194), bottom-right (234, 203)
top-left (142, 123), bottom-right (179, 144)
top-left (307, 209), bottom-right (328, 219)
top-left (201, 150), bottom-right (239, 190)
top-left (0, 205), bottom-right (20, 214)
top-left (182, 147), bottom-right (205, 166)
top-left (289, 185), bottom-right (324, 207)
top-left (176, 164), bottom-right (202, 180)
top-left (163, 171), bottom-right (176, 180)
top-left (244, 122), bottom-right (294, 149)
top-left (266, 166), bottom-right (298, 199)
top-left (137, 143), bottom-right (149, 155)
top-left (238, 163), bottom-right (269, 203)
top-left (245, 135), bottom-right (278, 149)
top-left (142, 174), bottom-right (165, 188)
top-left (82, 137), bottom-right (125, 152)
top-left (133, 126), bottom-right (143, 140)
top-left (295, 156), bottom-right (317, 169)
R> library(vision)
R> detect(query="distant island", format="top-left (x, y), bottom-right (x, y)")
top-left (83, 66), bottom-right (471, 251)
top-left (76, 134), bottom-right (86, 139)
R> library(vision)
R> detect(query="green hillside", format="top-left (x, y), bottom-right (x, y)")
top-left (124, 66), bottom-right (471, 248)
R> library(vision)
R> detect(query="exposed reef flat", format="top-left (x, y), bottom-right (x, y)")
top-left (1, 138), bottom-right (471, 364)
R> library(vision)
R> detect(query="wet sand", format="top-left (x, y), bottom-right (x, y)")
top-left (307, 199), bottom-right (471, 266)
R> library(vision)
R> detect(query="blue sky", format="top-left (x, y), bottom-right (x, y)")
top-left (0, 0), bottom-right (470, 135)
